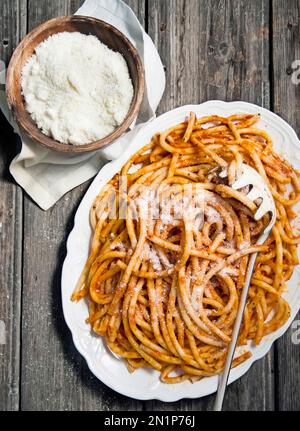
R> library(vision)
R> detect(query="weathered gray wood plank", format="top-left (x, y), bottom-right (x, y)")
top-left (5, 0), bottom-right (296, 412)
top-left (272, 0), bottom-right (300, 412)
top-left (146, 0), bottom-right (273, 411)
top-left (0, 0), bottom-right (26, 412)
top-left (20, 0), bottom-right (145, 411)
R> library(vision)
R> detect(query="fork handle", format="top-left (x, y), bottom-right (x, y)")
top-left (213, 251), bottom-right (258, 411)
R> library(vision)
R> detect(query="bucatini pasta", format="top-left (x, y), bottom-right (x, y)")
top-left (72, 113), bottom-right (300, 383)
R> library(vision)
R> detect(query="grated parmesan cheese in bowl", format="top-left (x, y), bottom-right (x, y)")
top-left (21, 31), bottom-right (134, 145)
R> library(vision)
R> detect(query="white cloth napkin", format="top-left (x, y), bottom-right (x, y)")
top-left (0, 0), bottom-right (165, 210)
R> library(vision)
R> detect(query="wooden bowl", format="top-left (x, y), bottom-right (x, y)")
top-left (6, 15), bottom-right (144, 153)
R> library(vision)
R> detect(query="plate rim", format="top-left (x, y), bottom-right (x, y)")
top-left (61, 100), bottom-right (300, 401)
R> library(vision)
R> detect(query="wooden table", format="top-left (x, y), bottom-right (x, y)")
top-left (0, 0), bottom-right (300, 412)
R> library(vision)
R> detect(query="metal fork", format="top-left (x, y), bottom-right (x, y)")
top-left (213, 163), bottom-right (276, 411)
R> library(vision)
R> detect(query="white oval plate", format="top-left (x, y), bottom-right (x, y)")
top-left (62, 101), bottom-right (300, 401)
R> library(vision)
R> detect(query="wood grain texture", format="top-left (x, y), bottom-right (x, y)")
top-left (0, 0), bottom-right (26, 412)
top-left (146, 0), bottom-right (273, 411)
top-left (1, 0), bottom-right (300, 412)
top-left (20, 0), bottom-right (145, 411)
top-left (272, 0), bottom-right (300, 412)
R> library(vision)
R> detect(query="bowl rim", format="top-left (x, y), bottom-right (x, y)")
top-left (6, 15), bottom-right (145, 153)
